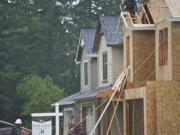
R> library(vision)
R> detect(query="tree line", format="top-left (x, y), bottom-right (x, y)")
top-left (0, 0), bottom-right (140, 127)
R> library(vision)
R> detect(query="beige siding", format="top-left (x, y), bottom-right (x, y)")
top-left (97, 35), bottom-right (123, 86)
top-left (112, 46), bottom-right (124, 82)
top-left (91, 58), bottom-right (98, 88)
top-left (98, 35), bottom-right (112, 86)
top-left (147, 0), bottom-right (172, 23)
top-left (80, 48), bottom-right (91, 91)
top-left (155, 21), bottom-right (172, 81)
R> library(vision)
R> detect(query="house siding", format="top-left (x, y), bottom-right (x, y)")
top-left (98, 35), bottom-right (112, 86)
top-left (112, 46), bottom-right (124, 82)
top-left (91, 58), bottom-right (98, 89)
top-left (80, 48), bottom-right (91, 91)
top-left (97, 35), bottom-right (123, 86)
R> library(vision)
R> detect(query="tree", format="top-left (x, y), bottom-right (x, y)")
top-left (16, 75), bottom-right (64, 115)
top-left (0, 0), bottom-right (122, 123)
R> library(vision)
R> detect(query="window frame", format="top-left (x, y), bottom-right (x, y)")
top-left (84, 61), bottom-right (88, 86)
top-left (159, 28), bottom-right (168, 66)
top-left (102, 51), bottom-right (108, 82)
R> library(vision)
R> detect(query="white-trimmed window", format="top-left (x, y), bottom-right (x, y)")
top-left (102, 51), bottom-right (108, 81)
top-left (84, 61), bottom-right (88, 85)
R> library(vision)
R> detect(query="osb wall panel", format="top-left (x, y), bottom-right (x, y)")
top-left (172, 22), bottom-right (180, 81)
top-left (147, 0), bottom-right (172, 23)
top-left (146, 81), bottom-right (180, 135)
top-left (125, 87), bottom-right (145, 100)
top-left (146, 81), bottom-right (157, 135)
top-left (155, 21), bottom-right (172, 81)
top-left (156, 81), bottom-right (180, 135)
top-left (133, 31), bottom-right (155, 86)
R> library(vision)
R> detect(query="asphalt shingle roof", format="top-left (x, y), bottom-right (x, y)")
top-left (74, 84), bottom-right (112, 101)
top-left (52, 92), bottom-right (81, 106)
top-left (99, 16), bottom-right (124, 45)
top-left (80, 29), bottom-right (96, 55)
top-left (53, 84), bottom-right (112, 106)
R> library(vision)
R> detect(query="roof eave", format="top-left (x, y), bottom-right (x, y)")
top-left (86, 53), bottom-right (98, 58)
top-left (127, 24), bottom-right (155, 31)
top-left (75, 33), bottom-right (83, 63)
top-left (107, 43), bottom-right (122, 47)
top-left (75, 96), bottom-right (96, 102)
top-left (167, 16), bottom-right (180, 22)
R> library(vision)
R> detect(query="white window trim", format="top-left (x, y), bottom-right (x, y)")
top-left (83, 60), bottom-right (88, 86)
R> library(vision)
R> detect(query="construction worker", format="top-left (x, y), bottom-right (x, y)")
top-left (13, 119), bottom-right (22, 135)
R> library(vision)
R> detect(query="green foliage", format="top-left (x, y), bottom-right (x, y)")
top-left (16, 75), bottom-right (64, 115)
top-left (0, 0), bottom-right (122, 123)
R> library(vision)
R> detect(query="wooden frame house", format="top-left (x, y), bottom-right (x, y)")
top-left (53, 1), bottom-right (180, 135)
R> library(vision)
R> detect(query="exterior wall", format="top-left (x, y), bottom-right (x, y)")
top-left (80, 101), bottom-right (96, 135)
top-left (110, 102), bottom-right (124, 135)
top-left (146, 81), bottom-right (157, 135)
top-left (124, 30), bottom-right (155, 86)
top-left (91, 58), bottom-right (98, 88)
top-left (132, 31), bottom-right (155, 86)
top-left (97, 35), bottom-right (123, 86)
top-left (146, 81), bottom-right (180, 135)
top-left (172, 22), bottom-right (180, 81)
top-left (155, 21), bottom-right (172, 81)
top-left (63, 108), bottom-right (74, 135)
top-left (124, 30), bottom-right (133, 81)
top-left (98, 35), bottom-right (112, 86)
top-left (80, 48), bottom-right (91, 91)
top-left (112, 46), bottom-right (124, 82)
top-left (147, 0), bottom-right (172, 23)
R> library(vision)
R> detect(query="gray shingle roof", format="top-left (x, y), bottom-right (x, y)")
top-left (99, 16), bottom-right (124, 45)
top-left (52, 84), bottom-right (112, 106)
top-left (81, 29), bottom-right (96, 55)
top-left (74, 84), bottom-right (112, 101)
top-left (76, 29), bottom-right (96, 62)
top-left (52, 92), bottom-right (81, 106)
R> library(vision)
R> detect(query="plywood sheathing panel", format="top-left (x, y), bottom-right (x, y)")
top-left (156, 81), bottom-right (180, 135)
top-left (146, 81), bottom-right (157, 135)
top-left (125, 87), bottom-right (145, 100)
top-left (133, 31), bottom-right (155, 86)
top-left (147, 0), bottom-right (172, 23)
top-left (165, 0), bottom-right (180, 17)
top-left (155, 21), bottom-right (172, 81)
top-left (172, 22), bottom-right (180, 81)
top-left (146, 81), bottom-right (180, 135)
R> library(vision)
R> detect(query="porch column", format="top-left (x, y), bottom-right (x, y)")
top-left (55, 103), bottom-right (60, 135)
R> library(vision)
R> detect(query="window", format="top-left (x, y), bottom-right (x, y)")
top-left (102, 51), bottom-right (108, 81)
top-left (84, 62), bottom-right (88, 85)
top-left (159, 28), bottom-right (168, 66)
top-left (126, 36), bottom-right (130, 66)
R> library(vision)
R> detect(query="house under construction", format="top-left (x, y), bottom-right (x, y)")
top-left (53, 0), bottom-right (180, 135)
